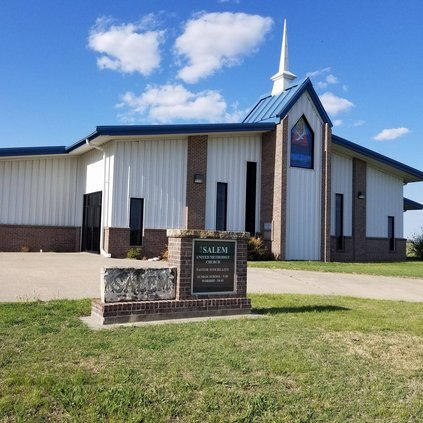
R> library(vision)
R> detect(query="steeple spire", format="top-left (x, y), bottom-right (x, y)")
top-left (271, 19), bottom-right (296, 96)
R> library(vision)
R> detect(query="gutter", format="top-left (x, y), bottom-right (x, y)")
top-left (85, 139), bottom-right (112, 258)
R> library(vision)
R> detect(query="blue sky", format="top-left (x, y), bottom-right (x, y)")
top-left (1, 0), bottom-right (422, 236)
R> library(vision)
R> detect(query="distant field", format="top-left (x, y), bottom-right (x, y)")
top-left (0, 295), bottom-right (422, 422)
top-left (249, 259), bottom-right (423, 279)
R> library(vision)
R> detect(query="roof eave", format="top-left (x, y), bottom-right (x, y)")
top-left (277, 78), bottom-right (333, 126)
top-left (332, 135), bottom-right (423, 182)
top-left (66, 122), bottom-right (276, 154)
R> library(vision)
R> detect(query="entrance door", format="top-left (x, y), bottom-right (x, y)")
top-left (81, 191), bottom-right (102, 253)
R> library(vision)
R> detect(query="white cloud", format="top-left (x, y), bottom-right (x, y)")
top-left (326, 74), bottom-right (338, 84)
top-left (373, 127), bottom-right (411, 141)
top-left (306, 67), bottom-right (332, 78)
top-left (319, 92), bottom-right (354, 116)
top-left (353, 119), bottom-right (366, 127)
top-left (88, 17), bottom-right (164, 75)
top-left (117, 84), bottom-right (244, 123)
top-left (333, 119), bottom-right (343, 127)
top-left (175, 12), bottom-right (273, 83)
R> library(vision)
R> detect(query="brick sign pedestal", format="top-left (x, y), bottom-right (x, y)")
top-left (91, 230), bottom-right (251, 324)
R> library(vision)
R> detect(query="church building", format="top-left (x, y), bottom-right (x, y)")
top-left (1, 22), bottom-right (422, 261)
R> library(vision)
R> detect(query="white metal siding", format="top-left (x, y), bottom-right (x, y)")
top-left (366, 166), bottom-right (403, 238)
top-left (111, 138), bottom-right (187, 229)
top-left (286, 92), bottom-right (323, 260)
top-left (79, 149), bottom-right (104, 195)
top-left (331, 153), bottom-right (353, 236)
top-left (0, 157), bottom-right (78, 226)
top-left (205, 135), bottom-right (262, 232)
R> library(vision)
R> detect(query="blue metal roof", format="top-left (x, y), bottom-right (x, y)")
top-left (0, 146), bottom-right (66, 157)
top-left (332, 135), bottom-right (423, 181)
top-left (243, 77), bottom-right (332, 126)
top-left (66, 122), bottom-right (276, 152)
top-left (404, 197), bottom-right (423, 211)
top-left (0, 123), bottom-right (276, 157)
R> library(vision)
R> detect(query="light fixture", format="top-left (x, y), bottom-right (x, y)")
top-left (194, 174), bottom-right (204, 184)
top-left (358, 191), bottom-right (366, 199)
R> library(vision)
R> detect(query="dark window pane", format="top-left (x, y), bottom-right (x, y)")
top-left (388, 216), bottom-right (395, 251)
top-left (216, 183), bottom-right (227, 231)
top-left (130, 198), bottom-right (144, 246)
top-left (245, 162), bottom-right (257, 235)
top-left (335, 193), bottom-right (344, 250)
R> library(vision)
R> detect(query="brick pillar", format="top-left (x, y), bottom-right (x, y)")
top-left (321, 123), bottom-right (332, 262)
top-left (260, 130), bottom-right (275, 247)
top-left (270, 118), bottom-right (288, 260)
top-left (352, 158), bottom-right (367, 261)
top-left (186, 136), bottom-right (208, 229)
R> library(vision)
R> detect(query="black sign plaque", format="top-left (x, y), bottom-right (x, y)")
top-left (192, 239), bottom-right (236, 294)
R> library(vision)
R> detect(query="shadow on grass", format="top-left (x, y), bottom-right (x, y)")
top-left (253, 305), bottom-right (350, 315)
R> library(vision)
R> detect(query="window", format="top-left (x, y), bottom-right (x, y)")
top-left (216, 182), bottom-right (228, 231)
top-left (130, 198), bottom-right (144, 246)
top-left (335, 193), bottom-right (344, 250)
top-left (388, 216), bottom-right (395, 251)
top-left (245, 162), bottom-right (257, 235)
top-left (290, 115), bottom-right (314, 169)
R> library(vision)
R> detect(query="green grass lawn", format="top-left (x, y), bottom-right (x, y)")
top-left (1, 295), bottom-right (422, 422)
top-left (249, 259), bottom-right (423, 279)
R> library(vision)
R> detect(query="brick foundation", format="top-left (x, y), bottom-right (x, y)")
top-left (104, 227), bottom-right (168, 258)
top-left (0, 225), bottom-right (80, 252)
top-left (142, 229), bottom-right (168, 258)
top-left (104, 227), bottom-right (130, 258)
top-left (331, 236), bottom-right (406, 262)
top-left (92, 297), bottom-right (251, 324)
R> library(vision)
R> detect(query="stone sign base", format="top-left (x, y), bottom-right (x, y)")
top-left (91, 297), bottom-right (251, 325)
top-left (89, 229), bottom-right (251, 325)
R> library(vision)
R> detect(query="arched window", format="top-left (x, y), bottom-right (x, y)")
top-left (290, 116), bottom-right (314, 169)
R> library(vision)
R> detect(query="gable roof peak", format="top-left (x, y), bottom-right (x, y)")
top-left (271, 19), bottom-right (297, 96)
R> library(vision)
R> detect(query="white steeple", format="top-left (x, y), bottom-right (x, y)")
top-left (271, 19), bottom-right (296, 96)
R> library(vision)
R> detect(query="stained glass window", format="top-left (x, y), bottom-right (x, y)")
top-left (290, 116), bottom-right (314, 169)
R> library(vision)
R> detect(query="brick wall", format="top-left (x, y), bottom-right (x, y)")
top-left (104, 227), bottom-right (130, 258)
top-left (142, 229), bottom-right (168, 258)
top-left (0, 225), bottom-right (80, 252)
top-left (269, 118), bottom-right (288, 259)
top-left (186, 136), bottom-right (208, 229)
top-left (366, 238), bottom-right (406, 261)
top-left (352, 158), bottom-right (367, 261)
top-left (260, 129), bottom-right (276, 247)
top-left (104, 227), bottom-right (168, 258)
top-left (331, 236), bottom-right (406, 262)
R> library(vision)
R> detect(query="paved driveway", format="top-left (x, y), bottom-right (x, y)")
top-left (1, 252), bottom-right (422, 302)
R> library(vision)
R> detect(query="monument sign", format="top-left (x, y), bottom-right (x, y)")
top-left (192, 239), bottom-right (236, 293)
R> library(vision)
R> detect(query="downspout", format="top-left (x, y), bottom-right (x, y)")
top-left (85, 139), bottom-right (112, 258)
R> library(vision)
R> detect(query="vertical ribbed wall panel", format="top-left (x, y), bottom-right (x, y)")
top-left (286, 92), bottom-right (323, 260)
top-left (110, 138), bottom-right (187, 229)
top-left (79, 149), bottom-right (104, 195)
top-left (331, 153), bottom-right (353, 236)
top-left (0, 157), bottom-right (78, 226)
top-left (205, 134), bottom-right (262, 232)
top-left (366, 166), bottom-right (403, 238)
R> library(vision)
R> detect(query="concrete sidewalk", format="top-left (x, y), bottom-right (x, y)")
top-left (247, 268), bottom-right (423, 302)
top-left (0, 252), bottom-right (422, 302)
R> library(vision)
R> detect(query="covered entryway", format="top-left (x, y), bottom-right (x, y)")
top-left (81, 191), bottom-right (102, 253)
